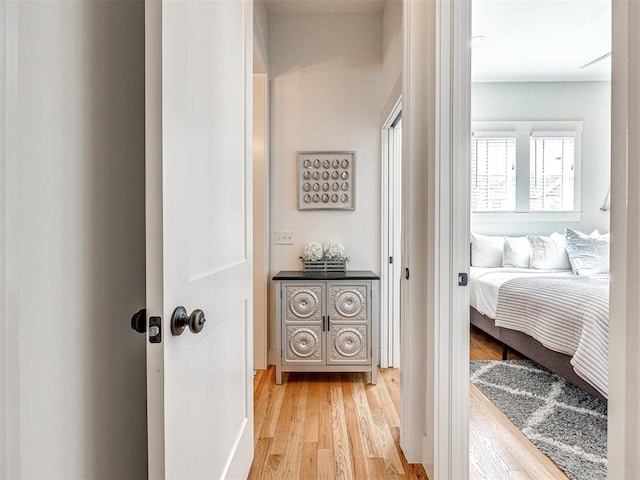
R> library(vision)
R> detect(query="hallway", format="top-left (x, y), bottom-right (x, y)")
top-left (249, 367), bottom-right (429, 479)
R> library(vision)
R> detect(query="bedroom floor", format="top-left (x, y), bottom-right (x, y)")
top-left (469, 326), bottom-right (570, 480)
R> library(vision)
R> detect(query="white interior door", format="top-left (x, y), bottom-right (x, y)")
top-left (390, 116), bottom-right (402, 367)
top-left (145, 1), bottom-right (254, 478)
top-left (382, 104), bottom-right (402, 368)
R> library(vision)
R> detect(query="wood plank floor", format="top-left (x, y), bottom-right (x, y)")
top-left (470, 325), bottom-right (523, 361)
top-left (249, 327), bottom-right (568, 480)
top-left (469, 326), bottom-right (570, 480)
top-left (250, 367), bottom-right (429, 480)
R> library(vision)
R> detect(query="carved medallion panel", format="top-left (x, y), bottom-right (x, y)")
top-left (329, 325), bottom-right (369, 363)
top-left (328, 285), bottom-right (368, 322)
top-left (285, 325), bottom-right (323, 363)
top-left (285, 285), bottom-right (322, 323)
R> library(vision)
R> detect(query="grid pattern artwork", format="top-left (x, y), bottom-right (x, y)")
top-left (298, 151), bottom-right (355, 210)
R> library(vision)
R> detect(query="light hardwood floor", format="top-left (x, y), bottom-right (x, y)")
top-left (469, 326), bottom-right (570, 480)
top-left (470, 325), bottom-right (524, 362)
top-left (250, 367), bottom-right (429, 480)
top-left (249, 327), bottom-right (568, 480)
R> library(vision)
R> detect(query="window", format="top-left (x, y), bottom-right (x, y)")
top-left (471, 121), bottom-right (582, 215)
top-left (530, 135), bottom-right (575, 211)
top-left (471, 135), bottom-right (516, 211)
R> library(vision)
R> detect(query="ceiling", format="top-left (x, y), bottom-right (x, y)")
top-left (262, 0), bottom-right (611, 82)
top-left (264, 0), bottom-right (386, 15)
top-left (472, 0), bottom-right (611, 82)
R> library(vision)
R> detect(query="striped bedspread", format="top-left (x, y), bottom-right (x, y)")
top-left (495, 275), bottom-right (609, 398)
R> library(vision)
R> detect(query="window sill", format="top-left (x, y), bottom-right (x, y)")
top-left (472, 212), bottom-right (583, 223)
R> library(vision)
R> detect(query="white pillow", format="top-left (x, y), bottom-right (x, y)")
top-left (502, 236), bottom-right (531, 268)
top-left (471, 233), bottom-right (505, 267)
top-left (565, 228), bottom-right (610, 275)
top-left (528, 233), bottom-right (571, 270)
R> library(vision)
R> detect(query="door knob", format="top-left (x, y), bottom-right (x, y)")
top-left (170, 306), bottom-right (207, 336)
top-left (131, 308), bottom-right (146, 333)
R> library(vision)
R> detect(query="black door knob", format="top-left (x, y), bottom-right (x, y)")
top-left (131, 308), bottom-right (146, 334)
top-left (170, 306), bottom-right (207, 336)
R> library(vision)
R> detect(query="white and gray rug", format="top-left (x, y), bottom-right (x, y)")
top-left (470, 359), bottom-right (607, 480)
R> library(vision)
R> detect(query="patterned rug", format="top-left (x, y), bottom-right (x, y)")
top-left (470, 360), bottom-right (607, 480)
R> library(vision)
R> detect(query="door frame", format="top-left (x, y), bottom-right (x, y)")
top-left (608, 0), bottom-right (640, 477)
top-left (1, 1), bottom-right (19, 477)
top-left (144, 2), bottom-right (165, 472)
top-left (381, 98), bottom-right (402, 368)
top-left (252, 36), bottom-right (269, 370)
top-left (402, 0), bottom-right (470, 475)
top-left (0, 1), bottom-right (8, 476)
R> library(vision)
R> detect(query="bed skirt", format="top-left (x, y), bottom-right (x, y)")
top-left (470, 307), bottom-right (606, 403)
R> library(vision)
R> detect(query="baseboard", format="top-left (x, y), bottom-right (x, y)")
top-left (422, 434), bottom-right (433, 477)
top-left (267, 347), bottom-right (276, 366)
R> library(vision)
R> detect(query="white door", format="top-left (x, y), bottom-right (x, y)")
top-left (145, 1), bottom-right (254, 479)
top-left (389, 116), bottom-right (402, 367)
top-left (382, 104), bottom-right (402, 368)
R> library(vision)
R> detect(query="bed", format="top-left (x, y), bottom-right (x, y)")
top-left (470, 265), bottom-right (610, 403)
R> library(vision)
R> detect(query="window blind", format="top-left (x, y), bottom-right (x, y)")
top-left (530, 136), bottom-right (575, 211)
top-left (471, 136), bottom-right (517, 212)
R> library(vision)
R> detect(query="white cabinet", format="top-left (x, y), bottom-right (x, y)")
top-left (274, 271), bottom-right (379, 384)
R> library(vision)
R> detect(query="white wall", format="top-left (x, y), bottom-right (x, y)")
top-left (471, 81), bottom-right (611, 235)
top-left (382, 0), bottom-right (402, 115)
top-left (268, 12), bottom-right (382, 360)
top-left (268, 13), bottom-right (382, 271)
top-left (4, 1), bottom-right (147, 478)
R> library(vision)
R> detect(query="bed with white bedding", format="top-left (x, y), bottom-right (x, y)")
top-left (470, 265), bottom-right (610, 402)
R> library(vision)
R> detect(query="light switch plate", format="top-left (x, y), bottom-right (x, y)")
top-left (275, 231), bottom-right (294, 245)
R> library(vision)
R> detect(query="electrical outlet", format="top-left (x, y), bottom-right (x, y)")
top-left (275, 231), bottom-right (295, 245)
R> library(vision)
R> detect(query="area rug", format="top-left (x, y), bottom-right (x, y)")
top-left (470, 359), bottom-right (607, 480)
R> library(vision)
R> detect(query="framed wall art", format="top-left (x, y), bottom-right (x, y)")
top-left (297, 151), bottom-right (355, 211)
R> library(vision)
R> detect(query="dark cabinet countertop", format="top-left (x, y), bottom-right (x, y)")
top-left (272, 270), bottom-right (380, 281)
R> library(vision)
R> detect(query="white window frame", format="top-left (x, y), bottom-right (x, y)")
top-left (470, 131), bottom-right (518, 212)
top-left (471, 120), bottom-right (583, 223)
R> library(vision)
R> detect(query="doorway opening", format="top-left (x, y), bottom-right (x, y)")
top-left (248, 0), bottom-right (427, 477)
top-left (468, 0), bottom-right (612, 478)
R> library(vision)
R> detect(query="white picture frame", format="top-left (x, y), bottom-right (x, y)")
top-left (297, 151), bottom-right (355, 210)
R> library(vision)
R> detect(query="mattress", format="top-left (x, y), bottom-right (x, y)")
top-left (469, 266), bottom-right (610, 398)
top-left (469, 267), bottom-right (573, 319)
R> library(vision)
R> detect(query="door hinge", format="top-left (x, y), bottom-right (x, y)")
top-left (389, 256), bottom-right (393, 264)
top-left (405, 267), bottom-right (410, 280)
top-left (458, 272), bottom-right (468, 287)
top-left (149, 316), bottom-right (162, 343)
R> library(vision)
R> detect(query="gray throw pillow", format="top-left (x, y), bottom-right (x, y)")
top-left (564, 228), bottom-right (610, 275)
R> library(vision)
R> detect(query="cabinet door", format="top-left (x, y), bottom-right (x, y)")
top-left (282, 283), bottom-right (324, 364)
top-left (326, 282), bottom-right (371, 365)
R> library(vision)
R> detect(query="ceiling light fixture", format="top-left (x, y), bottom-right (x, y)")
top-left (471, 35), bottom-right (486, 48)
